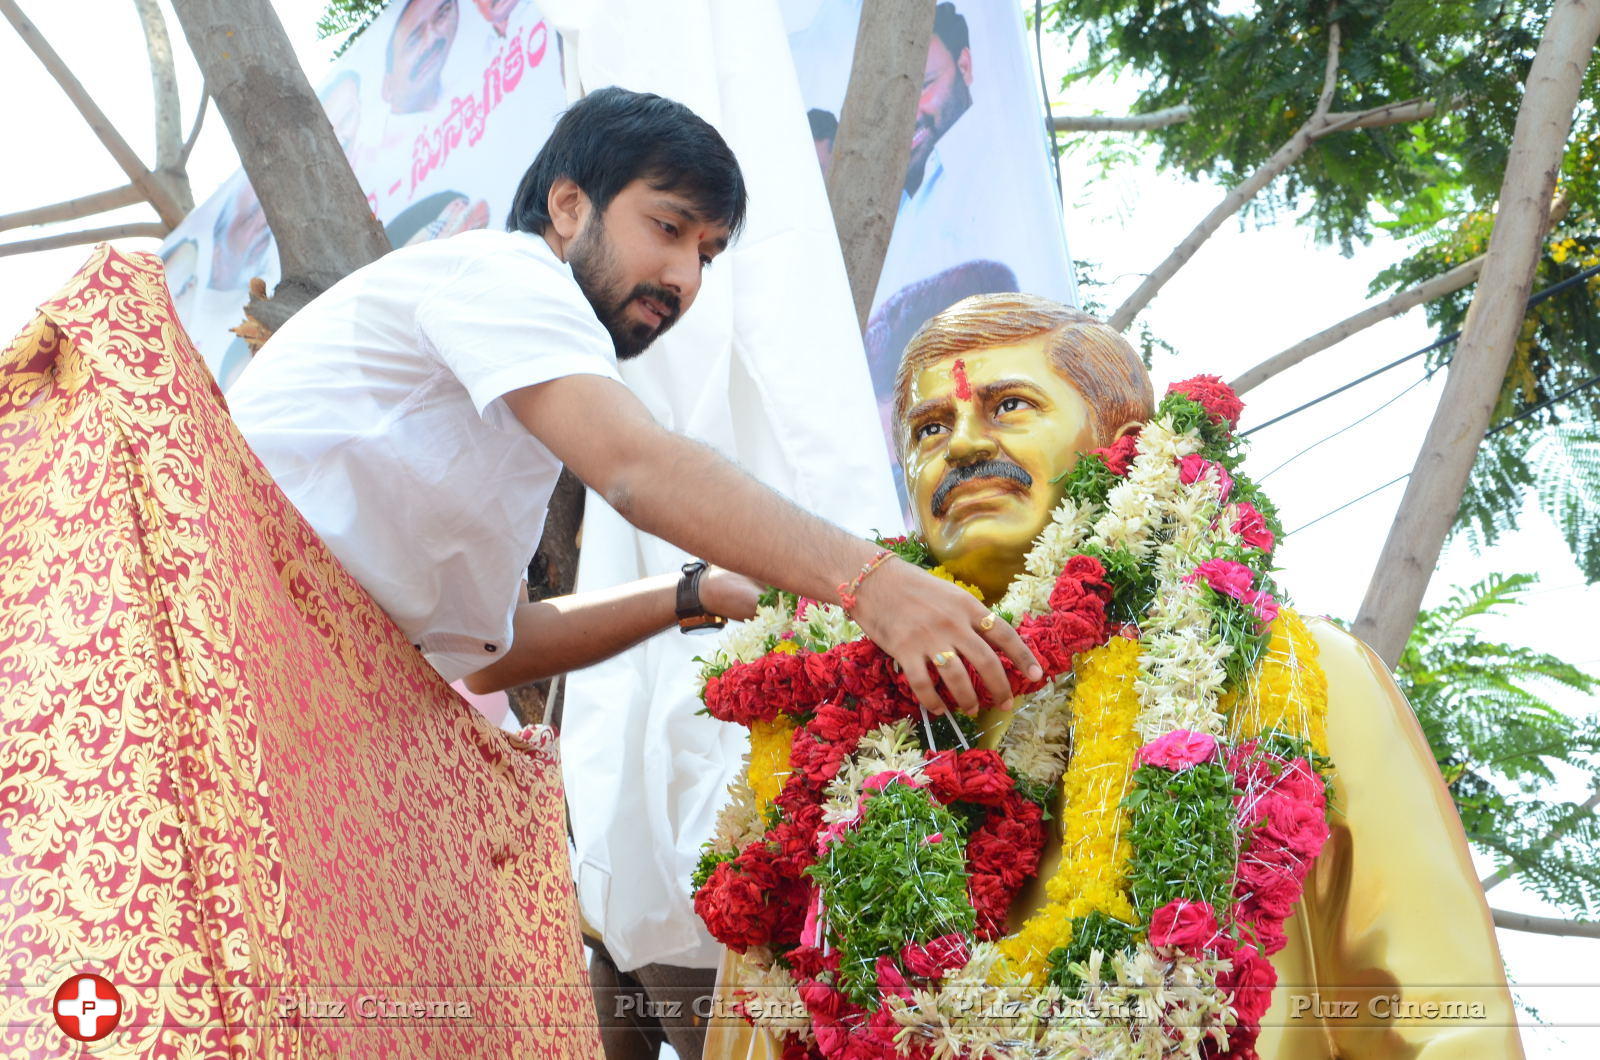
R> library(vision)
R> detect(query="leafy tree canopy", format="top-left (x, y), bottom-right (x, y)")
top-left (1396, 573), bottom-right (1600, 915)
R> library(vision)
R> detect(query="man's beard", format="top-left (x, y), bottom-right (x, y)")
top-left (567, 218), bottom-right (681, 361)
top-left (905, 77), bottom-right (972, 196)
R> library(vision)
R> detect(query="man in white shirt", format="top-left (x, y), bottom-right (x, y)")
top-left (229, 86), bottom-right (1043, 1059)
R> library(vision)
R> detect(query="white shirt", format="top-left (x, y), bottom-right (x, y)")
top-left (228, 229), bottom-right (622, 682)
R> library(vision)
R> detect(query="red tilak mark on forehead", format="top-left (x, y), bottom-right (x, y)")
top-left (952, 359), bottom-right (972, 401)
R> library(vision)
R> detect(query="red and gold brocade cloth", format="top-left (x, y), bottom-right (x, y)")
top-left (0, 245), bottom-right (601, 1058)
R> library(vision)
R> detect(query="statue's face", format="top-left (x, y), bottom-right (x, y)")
top-left (901, 338), bottom-right (1097, 602)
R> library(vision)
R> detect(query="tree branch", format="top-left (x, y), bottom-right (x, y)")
top-left (0, 0), bottom-right (186, 228)
top-left (1480, 785), bottom-right (1600, 894)
top-left (1051, 104), bottom-right (1193, 132)
top-left (0, 184), bottom-right (145, 233)
top-left (132, 0), bottom-right (184, 177)
top-left (1491, 907), bottom-right (1600, 938)
top-left (0, 222), bottom-right (168, 257)
top-left (1231, 189), bottom-right (1563, 394)
top-left (1314, 10), bottom-right (1342, 122)
top-left (1232, 257), bottom-right (1485, 393)
top-left (179, 83), bottom-right (208, 166)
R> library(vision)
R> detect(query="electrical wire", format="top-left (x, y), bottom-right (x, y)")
top-left (1283, 472), bottom-right (1411, 538)
top-left (1242, 262), bottom-right (1600, 438)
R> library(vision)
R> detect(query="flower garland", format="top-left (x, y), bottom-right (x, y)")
top-left (692, 376), bottom-right (1333, 1060)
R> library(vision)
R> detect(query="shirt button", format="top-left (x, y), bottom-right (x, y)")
top-left (485, 644), bottom-right (497, 653)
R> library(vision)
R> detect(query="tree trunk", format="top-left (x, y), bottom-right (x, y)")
top-left (825, 0), bottom-right (933, 328)
top-left (169, 0), bottom-right (389, 332)
top-left (505, 467), bottom-right (588, 727)
top-left (1351, 0), bottom-right (1600, 668)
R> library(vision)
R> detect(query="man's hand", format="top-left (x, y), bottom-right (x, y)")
top-left (850, 559), bottom-right (1041, 716)
top-left (698, 566), bottom-right (762, 621)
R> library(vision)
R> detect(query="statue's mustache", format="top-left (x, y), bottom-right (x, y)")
top-left (931, 459), bottom-right (1033, 517)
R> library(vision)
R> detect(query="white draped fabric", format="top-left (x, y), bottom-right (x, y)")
top-left (534, 0), bottom-right (903, 971)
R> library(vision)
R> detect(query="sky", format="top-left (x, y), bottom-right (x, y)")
top-left (0, 0), bottom-right (1595, 1055)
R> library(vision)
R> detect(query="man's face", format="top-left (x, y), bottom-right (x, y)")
top-left (384, 0), bottom-right (458, 114)
top-left (907, 36), bottom-right (972, 189)
top-left (566, 179), bottom-right (731, 360)
top-left (901, 338), bottom-right (1096, 601)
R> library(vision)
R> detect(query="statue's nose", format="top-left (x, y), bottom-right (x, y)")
top-left (945, 413), bottom-right (998, 463)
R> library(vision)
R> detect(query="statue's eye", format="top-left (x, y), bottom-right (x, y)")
top-left (915, 422), bottom-right (946, 441)
top-left (996, 396), bottom-right (1032, 414)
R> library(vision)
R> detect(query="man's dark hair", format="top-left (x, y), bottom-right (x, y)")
top-left (932, 2), bottom-right (969, 59)
top-left (807, 108), bottom-right (838, 144)
top-left (507, 86), bottom-right (748, 239)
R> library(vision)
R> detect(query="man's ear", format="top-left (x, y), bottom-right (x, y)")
top-left (546, 178), bottom-right (588, 242)
top-left (1108, 419), bottom-right (1143, 443)
top-left (958, 47), bottom-right (973, 86)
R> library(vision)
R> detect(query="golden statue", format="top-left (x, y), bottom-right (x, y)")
top-left (706, 294), bottom-right (1522, 1060)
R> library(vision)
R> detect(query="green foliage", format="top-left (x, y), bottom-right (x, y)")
top-left (1045, 911), bottom-right (1139, 996)
top-left (690, 846), bottom-right (737, 895)
top-left (1042, 0), bottom-right (1552, 253)
top-left (1123, 761), bottom-right (1239, 918)
top-left (809, 783), bottom-right (975, 1006)
top-left (318, 0), bottom-right (390, 57)
top-left (874, 531), bottom-right (935, 569)
top-left (1396, 574), bottom-right (1600, 914)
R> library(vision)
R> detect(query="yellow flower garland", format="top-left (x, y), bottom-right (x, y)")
top-left (998, 637), bottom-right (1142, 980)
top-left (1224, 607), bottom-right (1329, 756)
top-left (747, 717), bottom-right (796, 809)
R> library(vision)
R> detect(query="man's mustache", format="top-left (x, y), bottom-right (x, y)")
top-left (410, 36), bottom-right (449, 79)
top-left (931, 459), bottom-right (1033, 517)
top-left (626, 283), bottom-right (681, 329)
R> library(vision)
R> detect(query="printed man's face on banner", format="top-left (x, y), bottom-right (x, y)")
top-left (900, 338), bottom-right (1097, 601)
top-left (208, 182), bottom-right (272, 291)
top-left (384, 0), bottom-right (460, 115)
top-left (907, 33), bottom-right (973, 191)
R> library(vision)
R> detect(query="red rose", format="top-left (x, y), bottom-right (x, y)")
top-left (901, 933), bottom-right (970, 977)
top-left (785, 945), bottom-right (839, 979)
top-left (1178, 453), bottom-right (1234, 504)
top-left (1257, 794), bottom-right (1330, 863)
top-left (1147, 898), bottom-right (1220, 952)
top-left (1230, 943), bottom-right (1278, 1023)
top-left (968, 872), bottom-right (1011, 939)
top-left (1167, 374), bottom-right (1244, 429)
top-left (694, 860), bottom-right (771, 951)
top-left (810, 702), bottom-right (864, 745)
top-left (1088, 430), bottom-right (1141, 476)
top-left (874, 955), bottom-right (912, 1000)
top-left (1236, 855), bottom-right (1298, 919)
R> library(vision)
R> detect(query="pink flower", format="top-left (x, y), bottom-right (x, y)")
top-left (920, 831), bottom-right (944, 846)
top-left (1135, 729), bottom-right (1219, 770)
top-left (1230, 502), bottom-right (1275, 551)
top-left (1178, 454), bottom-right (1234, 503)
top-left (1186, 559), bottom-right (1279, 630)
top-left (862, 769), bottom-right (921, 793)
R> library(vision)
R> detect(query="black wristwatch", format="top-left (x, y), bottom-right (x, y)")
top-left (676, 561), bottom-right (727, 634)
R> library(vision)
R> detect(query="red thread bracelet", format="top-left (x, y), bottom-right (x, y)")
top-left (838, 548), bottom-right (894, 614)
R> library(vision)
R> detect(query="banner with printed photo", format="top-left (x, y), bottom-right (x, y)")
top-left (784, 0), bottom-right (1077, 503)
top-left (160, 0), bottom-right (567, 388)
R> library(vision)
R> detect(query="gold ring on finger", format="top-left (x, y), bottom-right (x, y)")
top-left (931, 650), bottom-right (957, 667)
top-left (978, 611), bottom-right (998, 632)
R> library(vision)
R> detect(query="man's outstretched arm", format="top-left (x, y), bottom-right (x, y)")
top-left (501, 374), bottom-right (1042, 714)
top-left (462, 566), bottom-right (761, 694)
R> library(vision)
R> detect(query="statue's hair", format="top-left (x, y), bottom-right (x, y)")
top-left (892, 293), bottom-right (1154, 454)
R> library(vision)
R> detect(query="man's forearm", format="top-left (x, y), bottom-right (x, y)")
top-left (602, 429), bottom-right (877, 604)
top-left (463, 573), bottom-right (679, 694)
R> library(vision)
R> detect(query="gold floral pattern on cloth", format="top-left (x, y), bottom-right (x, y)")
top-left (0, 245), bottom-right (601, 1058)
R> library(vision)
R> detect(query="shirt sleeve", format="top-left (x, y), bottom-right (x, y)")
top-left (415, 244), bottom-right (623, 418)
